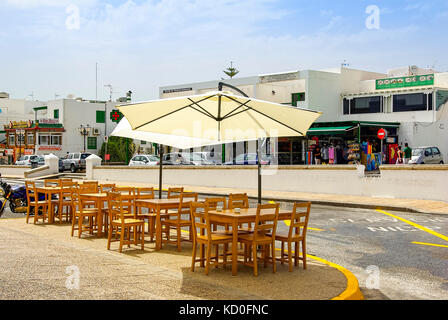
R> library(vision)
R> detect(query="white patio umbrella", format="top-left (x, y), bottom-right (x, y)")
top-left (117, 82), bottom-right (322, 201)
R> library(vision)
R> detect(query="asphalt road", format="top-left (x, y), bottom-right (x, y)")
top-left (1, 178), bottom-right (447, 300)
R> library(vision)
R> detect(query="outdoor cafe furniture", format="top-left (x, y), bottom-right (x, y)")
top-left (134, 187), bottom-right (156, 240)
top-left (134, 197), bottom-right (186, 250)
top-left (34, 185), bottom-right (63, 223)
top-left (44, 179), bottom-right (61, 187)
top-left (56, 181), bottom-right (77, 223)
top-left (238, 203), bottom-right (280, 277)
top-left (25, 180), bottom-right (48, 224)
top-left (161, 192), bottom-right (198, 252)
top-left (207, 205), bottom-right (292, 276)
top-left (190, 202), bottom-right (233, 275)
top-left (107, 191), bottom-right (145, 253)
top-left (70, 189), bottom-right (99, 238)
top-left (228, 193), bottom-right (252, 232)
top-left (167, 187), bottom-right (184, 199)
top-left (100, 183), bottom-right (116, 193)
top-left (112, 186), bottom-right (136, 216)
top-left (205, 197), bottom-right (230, 232)
top-left (275, 202), bottom-right (311, 271)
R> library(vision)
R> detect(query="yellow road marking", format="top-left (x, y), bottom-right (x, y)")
top-left (282, 220), bottom-right (324, 231)
top-left (376, 209), bottom-right (448, 243)
top-left (411, 241), bottom-right (448, 248)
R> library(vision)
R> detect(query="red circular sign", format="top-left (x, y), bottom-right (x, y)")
top-left (377, 128), bottom-right (387, 140)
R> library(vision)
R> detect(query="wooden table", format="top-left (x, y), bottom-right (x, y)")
top-left (208, 207), bottom-right (292, 276)
top-left (35, 186), bottom-right (65, 223)
top-left (135, 198), bottom-right (187, 250)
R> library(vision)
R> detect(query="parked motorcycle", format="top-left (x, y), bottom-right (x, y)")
top-left (0, 177), bottom-right (46, 217)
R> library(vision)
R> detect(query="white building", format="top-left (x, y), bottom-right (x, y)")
top-left (159, 65), bottom-right (448, 164)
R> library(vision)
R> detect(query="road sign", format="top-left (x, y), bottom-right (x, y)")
top-left (105, 154), bottom-right (110, 161)
top-left (377, 128), bottom-right (387, 140)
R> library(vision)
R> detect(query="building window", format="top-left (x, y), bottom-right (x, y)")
top-left (9, 135), bottom-right (15, 146)
top-left (350, 96), bottom-right (381, 114)
top-left (141, 140), bottom-right (146, 145)
top-left (393, 93), bottom-right (432, 112)
top-left (96, 110), bottom-right (105, 123)
top-left (27, 134), bottom-right (34, 145)
top-left (343, 98), bottom-right (350, 114)
top-left (292, 92), bottom-right (305, 106)
top-left (87, 137), bottom-right (97, 149)
top-left (38, 134), bottom-right (49, 145)
top-left (54, 109), bottom-right (59, 119)
top-left (51, 134), bottom-right (62, 146)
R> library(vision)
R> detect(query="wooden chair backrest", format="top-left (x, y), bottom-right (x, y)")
top-left (61, 181), bottom-right (77, 187)
top-left (78, 183), bottom-right (98, 194)
top-left (60, 178), bottom-right (73, 183)
top-left (25, 180), bottom-right (37, 205)
top-left (113, 186), bottom-right (136, 196)
top-left (288, 202), bottom-right (311, 240)
top-left (107, 191), bottom-right (126, 223)
top-left (228, 193), bottom-right (249, 209)
top-left (167, 187), bottom-right (184, 199)
top-left (205, 197), bottom-right (227, 210)
top-left (253, 203), bottom-right (279, 240)
top-left (100, 183), bottom-right (116, 193)
top-left (70, 189), bottom-right (90, 213)
top-left (61, 182), bottom-right (77, 199)
top-left (136, 187), bottom-right (155, 200)
top-left (190, 202), bottom-right (212, 241)
top-left (44, 179), bottom-right (60, 187)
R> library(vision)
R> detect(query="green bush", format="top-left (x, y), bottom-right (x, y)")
top-left (98, 136), bottom-right (136, 164)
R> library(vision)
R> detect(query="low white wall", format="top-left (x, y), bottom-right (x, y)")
top-left (0, 165), bottom-right (30, 177)
top-left (90, 164), bottom-right (448, 202)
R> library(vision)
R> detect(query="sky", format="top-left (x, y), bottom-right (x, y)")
top-left (0, 0), bottom-right (447, 102)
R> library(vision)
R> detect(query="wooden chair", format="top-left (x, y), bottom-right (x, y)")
top-left (167, 187), bottom-right (184, 199)
top-left (228, 193), bottom-right (252, 232)
top-left (70, 189), bottom-right (99, 238)
top-left (238, 203), bottom-right (280, 276)
top-left (82, 180), bottom-right (98, 186)
top-left (113, 186), bottom-right (136, 217)
top-left (25, 180), bottom-right (48, 224)
top-left (57, 181), bottom-right (77, 223)
top-left (161, 193), bottom-right (194, 252)
top-left (190, 202), bottom-right (233, 275)
top-left (107, 191), bottom-right (145, 253)
top-left (44, 179), bottom-right (61, 187)
top-left (134, 187), bottom-right (157, 240)
top-left (205, 197), bottom-right (230, 233)
top-left (275, 202), bottom-right (311, 271)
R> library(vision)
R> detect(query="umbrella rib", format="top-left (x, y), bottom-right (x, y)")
top-left (188, 98), bottom-right (217, 120)
top-left (221, 100), bottom-right (252, 120)
top-left (223, 95), bottom-right (305, 135)
top-left (189, 105), bottom-right (218, 120)
top-left (133, 94), bottom-right (216, 130)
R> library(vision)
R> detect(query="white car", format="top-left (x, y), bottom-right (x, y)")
top-left (409, 146), bottom-right (444, 164)
top-left (129, 154), bottom-right (160, 166)
top-left (15, 155), bottom-right (39, 166)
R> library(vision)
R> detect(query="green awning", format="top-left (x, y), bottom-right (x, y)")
top-left (358, 121), bottom-right (400, 128)
top-left (307, 126), bottom-right (356, 136)
top-left (33, 106), bottom-right (48, 111)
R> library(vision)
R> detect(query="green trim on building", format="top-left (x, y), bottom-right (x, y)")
top-left (54, 109), bottom-right (59, 119)
top-left (87, 137), bottom-right (97, 149)
top-left (96, 110), bottom-right (106, 123)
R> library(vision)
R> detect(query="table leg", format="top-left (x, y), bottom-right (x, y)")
top-left (232, 219), bottom-right (238, 276)
top-left (155, 205), bottom-right (162, 250)
top-left (48, 192), bottom-right (54, 223)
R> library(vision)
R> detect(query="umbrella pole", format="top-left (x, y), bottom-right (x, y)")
top-left (257, 139), bottom-right (262, 204)
top-left (159, 144), bottom-right (164, 199)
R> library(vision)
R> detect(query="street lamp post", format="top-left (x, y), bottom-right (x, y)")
top-left (79, 125), bottom-right (91, 152)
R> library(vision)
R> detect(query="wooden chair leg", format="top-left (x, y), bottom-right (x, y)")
top-left (280, 241), bottom-right (285, 265)
top-left (177, 227), bottom-right (181, 252)
top-left (78, 216), bottom-right (83, 238)
top-left (191, 241), bottom-right (197, 272)
top-left (252, 243), bottom-right (258, 277)
top-left (302, 240), bottom-right (307, 270)
top-left (288, 241), bottom-right (293, 272)
top-left (141, 224), bottom-right (145, 250)
top-left (199, 243), bottom-right (205, 267)
top-left (107, 225), bottom-right (113, 250)
top-left (271, 242), bottom-right (276, 273)
top-left (295, 242), bottom-right (299, 266)
top-left (71, 214), bottom-right (76, 237)
top-left (205, 243), bottom-right (211, 275)
top-left (119, 227), bottom-right (125, 253)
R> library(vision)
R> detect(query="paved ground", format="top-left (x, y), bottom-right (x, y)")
top-left (0, 218), bottom-right (348, 300)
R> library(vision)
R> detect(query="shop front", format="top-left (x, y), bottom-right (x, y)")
top-left (306, 121), bottom-right (400, 170)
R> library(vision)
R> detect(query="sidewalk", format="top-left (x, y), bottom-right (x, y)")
top-left (0, 218), bottom-right (360, 300)
top-left (97, 179), bottom-right (448, 215)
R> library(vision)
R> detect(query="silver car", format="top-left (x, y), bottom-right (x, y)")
top-left (129, 154), bottom-right (159, 166)
top-left (15, 155), bottom-right (38, 166)
top-left (409, 146), bottom-right (444, 164)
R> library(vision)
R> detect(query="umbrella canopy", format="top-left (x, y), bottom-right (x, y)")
top-left (117, 86), bottom-right (322, 202)
top-left (118, 91), bottom-right (321, 143)
top-left (110, 117), bottom-right (220, 149)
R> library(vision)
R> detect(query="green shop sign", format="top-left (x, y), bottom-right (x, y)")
top-left (110, 109), bottom-right (124, 123)
top-left (376, 74), bottom-right (434, 90)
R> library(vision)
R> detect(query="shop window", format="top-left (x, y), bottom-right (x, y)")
top-left (350, 96), bottom-right (381, 114)
top-left (96, 110), bottom-right (105, 123)
top-left (393, 93), bottom-right (431, 112)
top-left (292, 92), bottom-right (305, 107)
top-left (38, 135), bottom-right (49, 145)
top-left (27, 134), bottom-right (34, 145)
top-left (51, 135), bottom-right (62, 146)
top-left (54, 109), bottom-right (59, 119)
top-left (343, 98), bottom-right (350, 114)
top-left (9, 135), bottom-right (15, 146)
top-left (141, 140), bottom-right (146, 145)
top-left (87, 137), bottom-right (97, 149)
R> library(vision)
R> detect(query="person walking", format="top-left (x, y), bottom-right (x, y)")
top-left (403, 143), bottom-right (412, 164)
top-left (396, 146), bottom-right (404, 164)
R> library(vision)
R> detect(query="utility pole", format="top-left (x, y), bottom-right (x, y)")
top-left (104, 84), bottom-right (113, 164)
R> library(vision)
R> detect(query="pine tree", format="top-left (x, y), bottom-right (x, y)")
top-left (223, 61), bottom-right (239, 79)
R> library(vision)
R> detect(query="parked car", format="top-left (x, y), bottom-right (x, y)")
top-left (15, 155), bottom-right (39, 166)
top-left (58, 158), bottom-right (64, 172)
top-left (409, 146), bottom-right (444, 164)
top-left (162, 152), bottom-right (214, 166)
top-left (223, 153), bottom-right (271, 165)
top-left (129, 154), bottom-right (160, 166)
top-left (61, 152), bottom-right (92, 172)
top-left (193, 151), bottom-right (221, 165)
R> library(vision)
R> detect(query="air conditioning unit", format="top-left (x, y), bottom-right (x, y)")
top-left (92, 128), bottom-right (101, 136)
